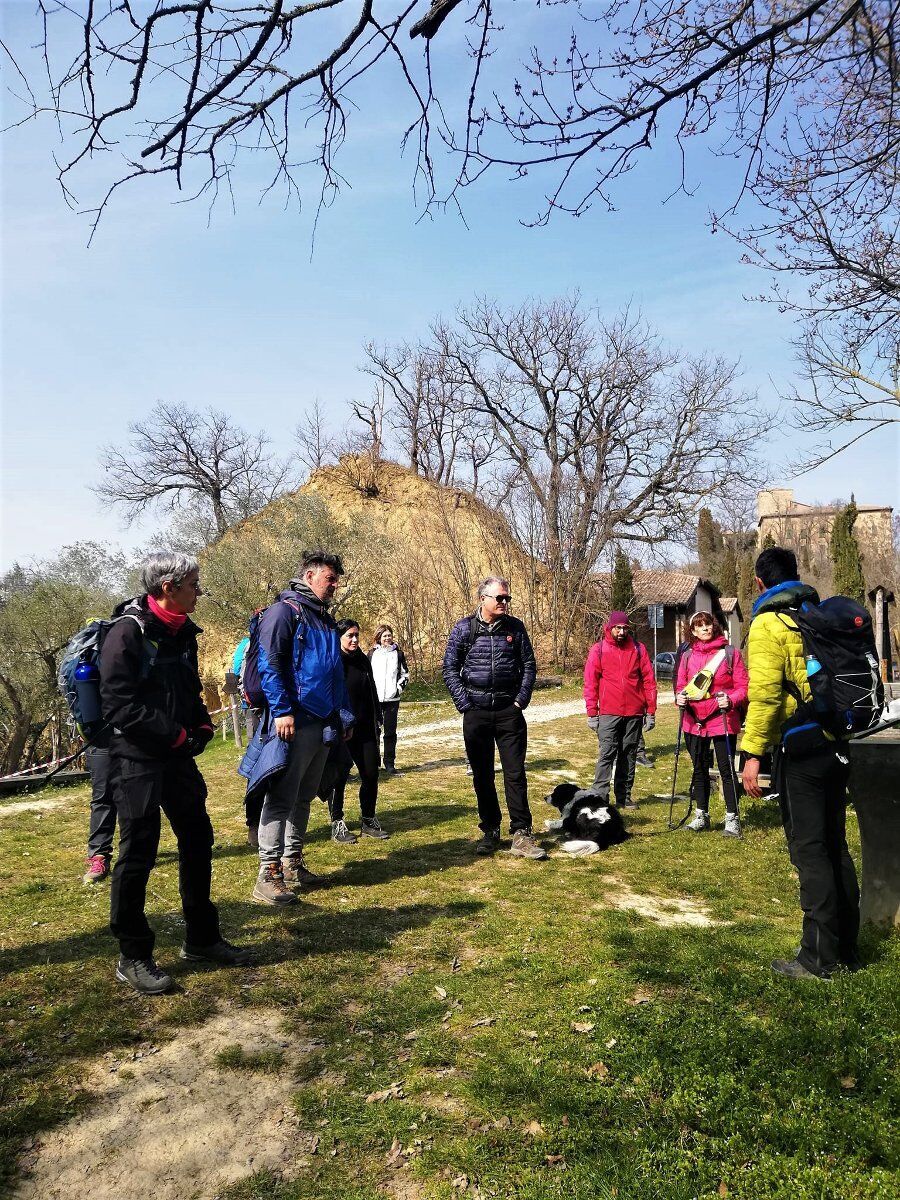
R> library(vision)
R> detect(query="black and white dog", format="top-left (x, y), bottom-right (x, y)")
top-left (543, 782), bottom-right (629, 856)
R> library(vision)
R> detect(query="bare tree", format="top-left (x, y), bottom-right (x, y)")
top-left (789, 330), bottom-right (900, 471)
top-left (294, 400), bottom-right (338, 478)
top-left (96, 403), bottom-right (295, 540)
top-left (434, 296), bottom-right (766, 664)
top-left (361, 340), bottom-right (496, 486)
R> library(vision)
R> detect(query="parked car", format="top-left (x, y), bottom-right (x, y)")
top-left (654, 651), bottom-right (676, 681)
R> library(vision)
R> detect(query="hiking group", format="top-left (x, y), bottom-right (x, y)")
top-left (65, 542), bottom-right (882, 993)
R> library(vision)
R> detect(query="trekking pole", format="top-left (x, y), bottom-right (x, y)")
top-left (667, 716), bottom-right (684, 829)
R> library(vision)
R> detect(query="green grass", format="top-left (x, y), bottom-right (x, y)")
top-left (214, 1044), bottom-right (287, 1072)
top-left (1, 692), bottom-right (897, 1199)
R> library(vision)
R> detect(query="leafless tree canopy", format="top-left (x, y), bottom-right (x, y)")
top-left (789, 330), bottom-right (900, 470)
top-left (370, 296), bottom-right (765, 661)
top-left (362, 341), bottom-right (496, 488)
top-left (95, 402), bottom-right (295, 538)
top-left (7, 3), bottom-right (897, 331)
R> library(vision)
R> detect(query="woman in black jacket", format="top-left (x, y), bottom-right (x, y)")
top-left (328, 619), bottom-right (389, 842)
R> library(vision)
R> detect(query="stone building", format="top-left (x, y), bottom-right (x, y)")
top-left (757, 489), bottom-right (893, 567)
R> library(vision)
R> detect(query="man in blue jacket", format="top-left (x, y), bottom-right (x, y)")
top-left (251, 549), bottom-right (355, 906)
top-left (443, 576), bottom-right (545, 859)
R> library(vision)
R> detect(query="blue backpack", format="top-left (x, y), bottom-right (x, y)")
top-left (240, 597), bottom-right (303, 709)
top-left (58, 613), bottom-right (154, 737)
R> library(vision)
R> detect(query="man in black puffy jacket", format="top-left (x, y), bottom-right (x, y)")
top-left (442, 576), bottom-right (545, 859)
top-left (100, 552), bottom-right (249, 994)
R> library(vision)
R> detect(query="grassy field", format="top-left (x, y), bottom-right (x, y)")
top-left (1, 690), bottom-right (897, 1199)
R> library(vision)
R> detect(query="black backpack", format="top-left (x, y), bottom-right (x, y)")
top-left (781, 596), bottom-right (883, 740)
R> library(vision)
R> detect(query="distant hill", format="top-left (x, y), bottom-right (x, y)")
top-left (198, 456), bottom-right (541, 691)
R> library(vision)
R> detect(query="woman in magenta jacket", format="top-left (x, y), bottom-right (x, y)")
top-left (675, 610), bottom-right (749, 837)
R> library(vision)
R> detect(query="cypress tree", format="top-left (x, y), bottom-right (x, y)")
top-left (610, 547), bottom-right (636, 613)
top-left (830, 499), bottom-right (866, 603)
top-left (697, 508), bottom-right (723, 578)
top-left (760, 530), bottom-right (776, 550)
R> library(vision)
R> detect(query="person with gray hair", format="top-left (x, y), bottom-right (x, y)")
top-left (442, 576), bottom-right (545, 859)
top-left (99, 551), bottom-right (249, 994)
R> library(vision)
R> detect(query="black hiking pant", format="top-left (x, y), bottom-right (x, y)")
top-left (328, 733), bottom-right (380, 823)
top-left (109, 756), bottom-right (220, 960)
top-left (86, 746), bottom-right (117, 859)
top-left (774, 746), bottom-right (859, 976)
top-left (685, 734), bottom-right (740, 815)
top-left (381, 701), bottom-right (400, 769)
top-left (463, 704), bottom-right (531, 834)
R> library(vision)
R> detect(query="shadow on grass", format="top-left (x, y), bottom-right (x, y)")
top-left (303, 801), bottom-right (466, 842)
top-left (322, 836), bottom-right (477, 889)
top-left (276, 898), bottom-right (486, 956)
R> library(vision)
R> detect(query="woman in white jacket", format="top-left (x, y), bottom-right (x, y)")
top-left (369, 625), bottom-right (409, 774)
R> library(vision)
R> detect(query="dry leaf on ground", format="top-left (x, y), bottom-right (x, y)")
top-left (572, 1021), bottom-right (595, 1033)
top-left (366, 1081), bottom-right (404, 1103)
top-left (586, 1061), bottom-right (610, 1079)
top-left (522, 1120), bottom-right (546, 1137)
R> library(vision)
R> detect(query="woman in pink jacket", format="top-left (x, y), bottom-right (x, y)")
top-left (675, 611), bottom-right (748, 837)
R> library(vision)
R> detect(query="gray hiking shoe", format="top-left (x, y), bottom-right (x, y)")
top-left (360, 817), bottom-right (389, 839)
top-left (252, 863), bottom-right (297, 906)
top-left (510, 829), bottom-right (549, 860)
top-left (180, 938), bottom-right (252, 966)
top-left (635, 751), bottom-right (655, 769)
top-left (115, 955), bottom-right (173, 995)
top-left (723, 812), bottom-right (743, 838)
top-left (687, 810), bottom-right (711, 832)
top-left (619, 798), bottom-right (639, 811)
top-left (332, 819), bottom-right (358, 844)
top-left (282, 853), bottom-right (322, 887)
top-left (475, 829), bottom-right (501, 855)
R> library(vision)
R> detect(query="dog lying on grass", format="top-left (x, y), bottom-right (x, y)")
top-left (543, 782), bottom-right (629, 856)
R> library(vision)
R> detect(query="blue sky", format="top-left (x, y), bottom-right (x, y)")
top-left (2, 1), bottom-right (897, 571)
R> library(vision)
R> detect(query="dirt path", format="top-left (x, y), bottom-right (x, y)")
top-left (12, 1008), bottom-right (317, 1200)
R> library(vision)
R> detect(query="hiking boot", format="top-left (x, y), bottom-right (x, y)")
top-left (115, 955), bottom-right (173, 995)
top-left (723, 812), bottom-right (742, 838)
top-left (687, 810), bottom-right (711, 832)
top-left (83, 854), bottom-right (110, 884)
top-left (619, 798), bottom-right (639, 811)
top-left (771, 958), bottom-right (831, 981)
top-left (510, 829), bottom-right (549, 860)
top-left (360, 817), bottom-right (389, 839)
top-left (635, 751), bottom-right (655, 769)
top-left (475, 829), bottom-right (501, 855)
top-left (252, 863), bottom-right (297, 906)
top-left (332, 819), bottom-right (358, 845)
top-left (383, 764), bottom-right (401, 776)
top-left (247, 824), bottom-right (259, 850)
top-left (180, 938), bottom-right (252, 966)
top-left (282, 854), bottom-right (322, 887)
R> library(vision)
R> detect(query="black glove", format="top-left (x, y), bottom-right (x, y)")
top-left (186, 725), bottom-right (215, 757)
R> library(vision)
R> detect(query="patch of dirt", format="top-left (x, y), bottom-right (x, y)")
top-left (12, 1007), bottom-right (317, 1200)
top-left (597, 880), bottom-right (725, 928)
top-left (0, 797), bottom-right (67, 817)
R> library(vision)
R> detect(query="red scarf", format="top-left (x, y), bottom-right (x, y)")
top-left (147, 593), bottom-right (187, 632)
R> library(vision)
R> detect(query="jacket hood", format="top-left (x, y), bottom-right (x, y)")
top-left (752, 581), bottom-right (819, 618)
top-left (112, 594), bottom-right (201, 635)
top-left (282, 585), bottom-right (329, 618)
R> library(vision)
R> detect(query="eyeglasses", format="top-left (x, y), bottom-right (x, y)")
top-left (486, 594), bottom-right (511, 604)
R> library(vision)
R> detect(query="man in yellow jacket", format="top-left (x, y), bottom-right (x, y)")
top-left (741, 546), bottom-right (861, 979)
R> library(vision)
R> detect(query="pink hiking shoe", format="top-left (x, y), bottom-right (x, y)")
top-left (83, 854), bottom-right (110, 884)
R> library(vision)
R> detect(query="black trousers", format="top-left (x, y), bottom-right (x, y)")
top-left (684, 733), bottom-right (740, 814)
top-left (381, 701), bottom-right (400, 768)
top-left (774, 747), bottom-right (860, 976)
top-left (85, 746), bottom-right (117, 858)
top-left (462, 704), bottom-right (531, 833)
top-left (109, 756), bottom-right (219, 960)
top-left (329, 733), bottom-right (380, 822)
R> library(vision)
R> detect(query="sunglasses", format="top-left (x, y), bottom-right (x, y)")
top-left (487, 594), bottom-right (511, 603)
